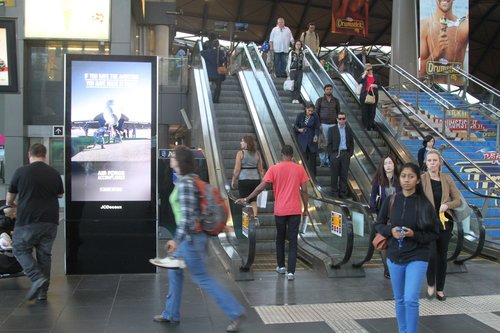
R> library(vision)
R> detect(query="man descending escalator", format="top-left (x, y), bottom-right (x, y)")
top-left (315, 84), bottom-right (340, 168)
top-left (327, 111), bottom-right (354, 199)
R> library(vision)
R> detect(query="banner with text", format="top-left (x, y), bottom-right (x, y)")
top-left (331, 0), bottom-right (369, 37)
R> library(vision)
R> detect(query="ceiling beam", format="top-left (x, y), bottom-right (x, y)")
top-left (295, 0), bottom-right (312, 40)
top-left (264, 0), bottom-right (279, 39)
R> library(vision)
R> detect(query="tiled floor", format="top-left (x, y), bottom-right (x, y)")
top-left (0, 222), bottom-right (499, 333)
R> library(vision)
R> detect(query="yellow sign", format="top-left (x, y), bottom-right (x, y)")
top-left (242, 212), bottom-right (249, 238)
top-left (330, 211), bottom-right (342, 237)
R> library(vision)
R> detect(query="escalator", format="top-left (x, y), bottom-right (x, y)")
top-left (324, 48), bottom-right (491, 266)
top-left (242, 44), bottom-right (378, 276)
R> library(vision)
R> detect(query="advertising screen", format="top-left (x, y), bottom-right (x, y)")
top-left (65, 55), bottom-right (157, 205)
top-left (25, 0), bottom-right (110, 40)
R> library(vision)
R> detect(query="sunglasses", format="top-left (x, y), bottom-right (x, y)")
top-left (338, 117), bottom-right (346, 120)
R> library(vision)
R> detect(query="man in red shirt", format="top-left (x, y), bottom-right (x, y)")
top-left (237, 145), bottom-right (309, 281)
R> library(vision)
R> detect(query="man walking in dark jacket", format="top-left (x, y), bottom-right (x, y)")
top-left (327, 111), bottom-right (354, 198)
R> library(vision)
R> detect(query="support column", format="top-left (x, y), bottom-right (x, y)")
top-left (154, 25), bottom-right (171, 149)
top-left (389, 1), bottom-right (418, 86)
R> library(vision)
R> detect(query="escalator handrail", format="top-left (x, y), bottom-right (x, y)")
top-left (243, 43), bottom-right (359, 267)
top-left (302, 46), bottom-right (388, 173)
top-left (454, 205), bottom-right (486, 264)
top-left (192, 41), bottom-right (257, 270)
top-left (391, 64), bottom-right (456, 110)
top-left (452, 67), bottom-right (500, 97)
top-left (241, 44), bottom-right (352, 265)
top-left (334, 48), bottom-right (487, 260)
top-left (379, 85), bottom-right (500, 199)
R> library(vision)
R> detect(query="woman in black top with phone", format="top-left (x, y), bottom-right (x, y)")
top-left (375, 162), bottom-right (439, 333)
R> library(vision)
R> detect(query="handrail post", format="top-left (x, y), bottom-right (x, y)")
top-left (441, 105), bottom-right (446, 134)
top-left (467, 107), bottom-right (471, 141)
top-left (398, 71), bottom-right (401, 98)
top-left (497, 123), bottom-right (500, 153)
top-left (447, 71), bottom-right (451, 92)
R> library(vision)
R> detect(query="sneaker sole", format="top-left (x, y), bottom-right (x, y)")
top-left (149, 259), bottom-right (186, 269)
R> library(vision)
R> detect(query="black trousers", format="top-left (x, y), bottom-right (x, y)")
top-left (290, 69), bottom-right (303, 101)
top-left (330, 150), bottom-right (351, 197)
top-left (210, 77), bottom-right (222, 103)
top-left (361, 100), bottom-right (377, 130)
top-left (304, 146), bottom-right (317, 177)
top-left (275, 215), bottom-right (301, 274)
top-left (426, 223), bottom-right (453, 291)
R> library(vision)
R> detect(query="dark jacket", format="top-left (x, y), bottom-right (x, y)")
top-left (326, 123), bottom-right (354, 157)
top-left (418, 147), bottom-right (427, 171)
top-left (375, 192), bottom-right (439, 264)
top-left (370, 179), bottom-right (402, 214)
top-left (201, 47), bottom-right (226, 81)
top-left (294, 112), bottom-right (320, 153)
top-left (358, 73), bottom-right (381, 104)
top-left (315, 95), bottom-right (340, 125)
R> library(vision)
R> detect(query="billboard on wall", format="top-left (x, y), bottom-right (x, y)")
top-left (25, 0), bottom-right (110, 40)
top-left (331, 0), bottom-right (369, 37)
top-left (65, 55), bottom-right (157, 219)
top-left (419, 0), bottom-right (469, 85)
top-left (0, 18), bottom-right (18, 92)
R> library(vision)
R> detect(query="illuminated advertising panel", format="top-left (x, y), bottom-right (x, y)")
top-left (0, 18), bottom-right (18, 92)
top-left (419, 0), bottom-right (469, 85)
top-left (331, 0), bottom-right (369, 37)
top-left (25, 0), bottom-right (110, 40)
top-left (65, 55), bottom-right (157, 219)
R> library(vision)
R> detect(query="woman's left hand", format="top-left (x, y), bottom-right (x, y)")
top-left (370, 84), bottom-right (378, 89)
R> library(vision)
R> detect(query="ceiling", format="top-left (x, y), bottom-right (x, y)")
top-left (165, 0), bottom-right (500, 90)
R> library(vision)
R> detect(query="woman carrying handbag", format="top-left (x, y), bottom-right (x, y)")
top-left (370, 156), bottom-right (401, 279)
top-left (286, 40), bottom-right (307, 104)
top-left (358, 63), bottom-right (381, 131)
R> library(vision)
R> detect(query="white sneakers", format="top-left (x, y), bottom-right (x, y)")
top-left (149, 256), bottom-right (186, 269)
top-left (276, 266), bottom-right (295, 280)
top-left (292, 99), bottom-right (300, 104)
top-left (0, 233), bottom-right (13, 250)
top-left (276, 266), bottom-right (286, 274)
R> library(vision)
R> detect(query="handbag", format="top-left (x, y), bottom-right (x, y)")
top-left (364, 88), bottom-right (376, 104)
top-left (217, 66), bottom-right (227, 75)
top-left (372, 193), bottom-right (396, 250)
top-left (216, 48), bottom-right (227, 76)
top-left (283, 79), bottom-right (295, 91)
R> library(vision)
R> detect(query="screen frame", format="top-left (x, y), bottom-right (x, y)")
top-left (0, 18), bottom-right (19, 93)
top-left (64, 54), bottom-right (158, 220)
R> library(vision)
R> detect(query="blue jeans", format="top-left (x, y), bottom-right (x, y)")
top-left (275, 215), bottom-right (300, 274)
top-left (274, 52), bottom-right (287, 77)
top-left (12, 222), bottom-right (58, 283)
top-left (387, 259), bottom-right (428, 333)
top-left (320, 124), bottom-right (335, 166)
top-left (162, 232), bottom-right (244, 321)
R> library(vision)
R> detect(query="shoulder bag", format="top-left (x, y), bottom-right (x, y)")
top-left (372, 194), bottom-right (395, 250)
top-left (364, 87), bottom-right (376, 104)
top-left (216, 49), bottom-right (227, 75)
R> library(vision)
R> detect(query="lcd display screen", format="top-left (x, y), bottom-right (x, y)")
top-left (66, 55), bottom-right (157, 203)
